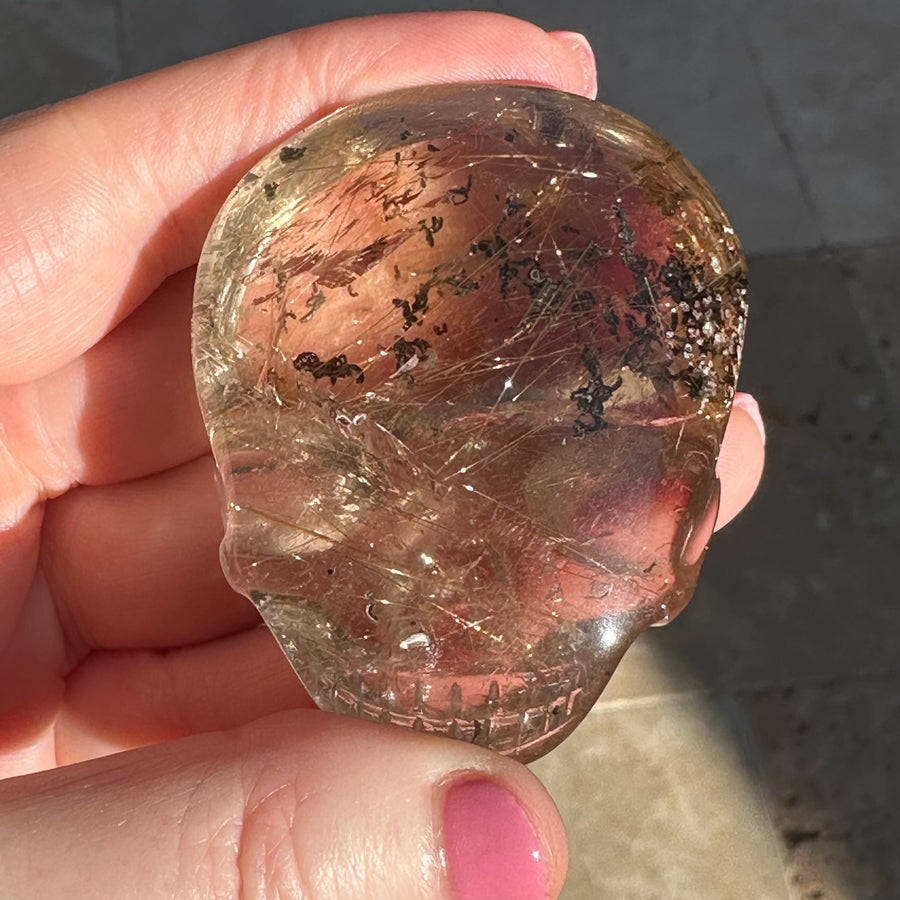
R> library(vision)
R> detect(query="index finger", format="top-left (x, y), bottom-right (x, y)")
top-left (0, 12), bottom-right (596, 384)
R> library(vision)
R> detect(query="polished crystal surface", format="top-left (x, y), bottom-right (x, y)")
top-left (192, 84), bottom-right (747, 762)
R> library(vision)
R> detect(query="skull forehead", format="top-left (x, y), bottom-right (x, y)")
top-left (194, 84), bottom-right (744, 426)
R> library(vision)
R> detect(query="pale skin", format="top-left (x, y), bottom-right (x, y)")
top-left (0, 13), bottom-right (765, 899)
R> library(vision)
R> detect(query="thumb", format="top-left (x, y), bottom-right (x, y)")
top-left (0, 710), bottom-right (567, 900)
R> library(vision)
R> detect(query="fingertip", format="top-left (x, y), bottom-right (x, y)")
top-left (239, 713), bottom-right (571, 900)
top-left (547, 31), bottom-right (598, 99)
top-left (732, 391), bottom-right (766, 446)
top-left (442, 778), bottom-right (551, 900)
top-left (438, 758), bottom-right (569, 900)
top-left (309, 13), bottom-right (600, 104)
top-left (715, 392), bottom-right (766, 530)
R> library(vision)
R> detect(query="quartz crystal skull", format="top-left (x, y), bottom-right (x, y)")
top-left (192, 84), bottom-right (747, 762)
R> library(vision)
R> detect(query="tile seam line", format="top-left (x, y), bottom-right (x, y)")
top-left (836, 256), bottom-right (900, 404)
top-left (743, 39), bottom-right (828, 250)
top-left (720, 691), bottom-right (797, 900)
top-left (596, 670), bottom-right (900, 713)
top-left (746, 235), bottom-right (900, 264)
top-left (798, 243), bottom-right (900, 411)
top-left (596, 688), bottom-right (720, 712)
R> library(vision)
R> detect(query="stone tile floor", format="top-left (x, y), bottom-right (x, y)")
top-left (2, 1), bottom-right (898, 896)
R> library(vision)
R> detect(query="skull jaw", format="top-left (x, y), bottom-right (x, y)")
top-left (216, 466), bottom-right (713, 763)
top-left (249, 583), bottom-right (652, 764)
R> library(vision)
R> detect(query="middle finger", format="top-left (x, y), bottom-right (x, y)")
top-left (41, 453), bottom-right (254, 651)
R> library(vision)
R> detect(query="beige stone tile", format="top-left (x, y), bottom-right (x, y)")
top-left (531, 693), bottom-right (790, 900)
top-left (737, 677), bottom-right (900, 900)
top-left (599, 626), bottom-right (704, 703)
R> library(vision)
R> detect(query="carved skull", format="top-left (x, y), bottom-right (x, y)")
top-left (192, 84), bottom-right (747, 761)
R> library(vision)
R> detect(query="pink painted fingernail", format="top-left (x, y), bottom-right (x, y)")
top-left (443, 779), bottom-right (549, 900)
top-left (733, 392), bottom-right (766, 446)
top-left (547, 31), bottom-right (598, 99)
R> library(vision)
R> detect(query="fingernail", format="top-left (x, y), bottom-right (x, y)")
top-left (547, 31), bottom-right (598, 99)
top-left (733, 392), bottom-right (766, 446)
top-left (443, 778), bottom-right (549, 900)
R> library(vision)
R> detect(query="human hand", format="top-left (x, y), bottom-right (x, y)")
top-left (0, 12), bottom-right (765, 898)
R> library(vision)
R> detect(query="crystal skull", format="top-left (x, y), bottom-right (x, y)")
top-left (192, 83), bottom-right (747, 762)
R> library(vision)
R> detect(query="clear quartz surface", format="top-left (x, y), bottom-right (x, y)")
top-left (192, 84), bottom-right (747, 762)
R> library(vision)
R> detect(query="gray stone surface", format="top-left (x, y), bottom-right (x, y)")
top-left (840, 241), bottom-right (900, 405)
top-left (740, 0), bottom-right (900, 248)
top-left (737, 677), bottom-right (900, 900)
top-left (0, 0), bottom-right (119, 117)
